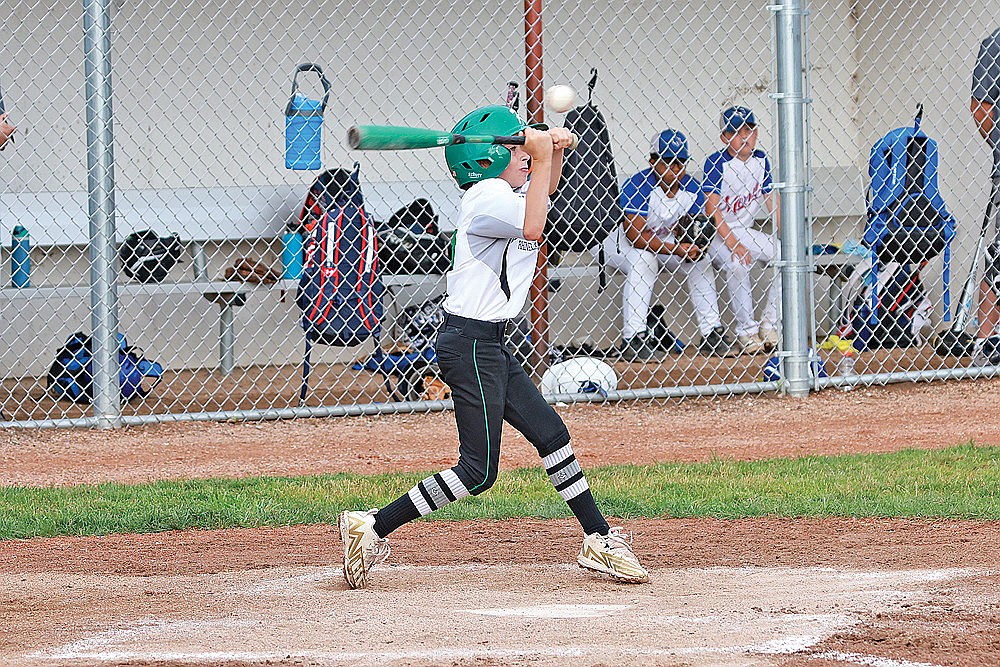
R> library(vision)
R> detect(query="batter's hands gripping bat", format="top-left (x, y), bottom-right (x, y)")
top-left (347, 124), bottom-right (578, 151)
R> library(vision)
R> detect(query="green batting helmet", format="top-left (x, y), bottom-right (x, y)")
top-left (445, 105), bottom-right (545, 188)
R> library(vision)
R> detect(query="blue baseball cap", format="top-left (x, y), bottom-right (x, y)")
top-left (719, 106), bottom-right (757, 133)
top-left (649, 129), bottom-right (689, 161)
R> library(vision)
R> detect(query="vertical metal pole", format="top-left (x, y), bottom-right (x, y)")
top-left (773, 0), bottom-right (811, 397)
top-left (220, 305), bottom-right (235, 375)
top-left (525, 0), bottom-right (550, 378)
top-left (83, 0), bottom-right (121, 427)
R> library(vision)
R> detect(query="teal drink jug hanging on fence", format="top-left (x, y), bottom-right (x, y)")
top-left (11, 225), bottom-right (30, 288)
top-left (285, 63), bottom-right (331, 170)
top-left (280, 227), bottom-right (304, 279)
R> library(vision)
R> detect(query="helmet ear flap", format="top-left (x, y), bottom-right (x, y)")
top-left (445, 105), bottom-right (525, 188)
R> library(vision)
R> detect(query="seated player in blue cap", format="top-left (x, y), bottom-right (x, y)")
top-left (593, 128), bottom-right (734, 360)
top-left (702, 105), bottom-right (781, 355)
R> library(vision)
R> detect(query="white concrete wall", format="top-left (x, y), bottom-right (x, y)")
top-left (8, 0), bottom-right (976, 379)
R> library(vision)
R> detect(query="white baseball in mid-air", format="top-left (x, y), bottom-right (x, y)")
top-left (545, 85), bottom-right (576, 113)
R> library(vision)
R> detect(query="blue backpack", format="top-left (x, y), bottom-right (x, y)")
top-left (46, 331), bottom-right (164, 403)
top-left (296, 164), bottom-right (384, 402)
top-left (864, 105), bottom-right (956, 320)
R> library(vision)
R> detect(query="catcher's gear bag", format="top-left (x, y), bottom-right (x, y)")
top-left (547, 70), bottom-right (621, 254)
top-left (47, 331), bottom-right (163, 404)
top-left (296, 163), bottom-right (385, 403)
top-left (119, 230), bottom-right (183, 283)
top-left (840, 259), bottom-right (933, 351)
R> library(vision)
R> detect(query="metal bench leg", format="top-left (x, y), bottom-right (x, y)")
top-left (203, 291), bottom-right (247, 375)
top-left (219, 303), bottom-right (235, 375)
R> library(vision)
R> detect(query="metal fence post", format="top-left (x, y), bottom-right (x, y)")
top-left (83, 0), bottom-right (121, 427)
top-left (773, 0), bottom-right (811, 398)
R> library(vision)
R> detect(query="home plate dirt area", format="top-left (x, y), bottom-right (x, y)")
top-left (1, 381), bottom-right (999, 666)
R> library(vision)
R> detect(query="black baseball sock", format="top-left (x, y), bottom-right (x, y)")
top-left (372, 493), bottom-right (419, 539)
top-left (566, 488), bottom-right (610, 536)
top-left (542, 443), bottom-right (610, 536)
top-left (372, 468), bottom-right (472, 538)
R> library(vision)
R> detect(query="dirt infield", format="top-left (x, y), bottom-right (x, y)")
top-left (2, 380), bottom-right (1000, 666)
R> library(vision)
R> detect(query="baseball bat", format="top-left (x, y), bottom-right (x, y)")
top-left (932, 180), bottom-right (997, 356)
top-left (347, 124), bottom-right (577, 151)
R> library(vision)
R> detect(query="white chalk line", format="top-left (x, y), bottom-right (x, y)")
top-left (460, 603), bottom-right (633, 618)
top-left (809, 650), bottom-right (948, 667)
top-left (34, 647), bottom-right (952, 667)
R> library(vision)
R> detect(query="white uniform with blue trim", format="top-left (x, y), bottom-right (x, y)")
top-left (592, 168), bottom-right (723, 340)
top-left (702, 149), bottom-right (780, 337)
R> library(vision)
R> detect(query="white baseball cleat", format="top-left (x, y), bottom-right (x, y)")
top-left (577, 527), bottom-right (650, 583)
top-left (339, 509), bottom-right (390, 589)
top-left (758, 328), bottom-right (779, 352)
top-left (737, 333), bottom-right (767, 355)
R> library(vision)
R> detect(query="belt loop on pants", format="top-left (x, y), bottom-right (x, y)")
top-left (443, 313), bottom-right (509, 342)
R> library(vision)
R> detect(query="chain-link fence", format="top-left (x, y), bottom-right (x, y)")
top-left (2, 0), bottom-right (999, 427)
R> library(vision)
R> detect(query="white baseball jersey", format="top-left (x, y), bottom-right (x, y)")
top-left (702, 149), bottom-right (773, 229)
top-left (443, 178), bottom-right (540, 322)
top-left (620, 169), bottom-right (704, 243)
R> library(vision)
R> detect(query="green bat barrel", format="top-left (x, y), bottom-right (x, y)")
top-left (347, 125), bottom-right (525, 151)
top-left (348, 125), bottom-right (454, 150)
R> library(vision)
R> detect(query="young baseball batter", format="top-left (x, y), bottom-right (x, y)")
top-left (596, 128), bottom-right (734, 360)
top-left (338, 104), bottom-right (649, 589)
top-left (703, 105), bottom-right (781, 354)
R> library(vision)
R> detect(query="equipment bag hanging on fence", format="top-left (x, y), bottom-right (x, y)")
top-left (296, 163), bottom-right (384, 402)
top-left (46, 331), bottom-right (164, 404)
top-left (285, 63), bottom-right (332, 170)
top-left (547, 69), bottom-right (621, 289)
top-left (863, 104), bottom-right (956, 322)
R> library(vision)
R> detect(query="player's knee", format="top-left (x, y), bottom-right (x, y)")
top-left (627, 253), bottom-right (657, 276)
top-left (454, 459), bottom-right (498, 496)
top-left (467, 471), bottom-right (498, 496)
top-left (724, 263), bottom-right (750, 279)
top-left (535, 427), bottom-right (572, 458)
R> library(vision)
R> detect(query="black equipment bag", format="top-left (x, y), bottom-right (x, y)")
top-left (377, 198), bottom-right (452, 275)
top-left (119, 230), bottom-right (183, 283)
top-left (547, 69), bottom-right (622, 254)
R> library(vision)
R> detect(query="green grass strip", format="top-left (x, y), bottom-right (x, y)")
top-left (1, 444), bottom-right (998, 540)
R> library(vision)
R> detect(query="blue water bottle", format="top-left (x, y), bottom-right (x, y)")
top-left (280, 228), bottom-right (304, 279)
top-left (285, 63), bottom-right (331, 170)
top-left (11, 225), bottom-right (30, 288)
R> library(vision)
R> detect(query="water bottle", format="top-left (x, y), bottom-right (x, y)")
top-left (280, 229), bottom-right (304, 280)
top-left (837, 350), bottom-right (856, 391)
top-left (11, 225), bottom-right (30, 288)
top-left (284, 63), bottom-right (331, 170)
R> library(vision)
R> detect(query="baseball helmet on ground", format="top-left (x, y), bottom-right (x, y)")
top-left (540, 357), bottom-right (618, 397)
top-left (445, 105), bottom-right (546, 188)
